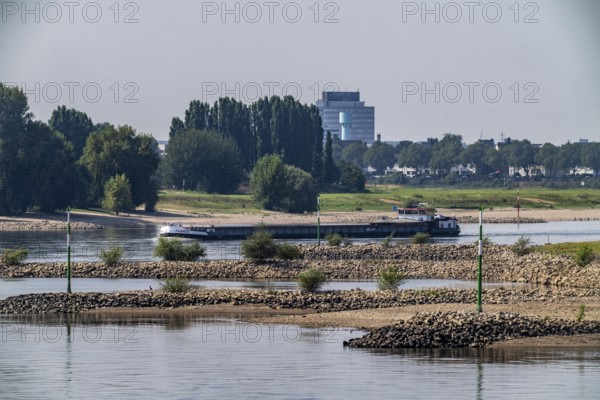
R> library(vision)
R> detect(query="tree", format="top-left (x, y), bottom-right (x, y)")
top-left (102, 174), bottom-right (132, 215)
top-left (338, 161), bottom-right (366, 191)
top-left (363, 142), bottom-right (396, 174)
top-left (0, 83), bottom-right (81, 214)
top-left (535, 143), bottom-right (560, 177)
top-left (581, 143), bottom-right (600, 176)
top-left (397, 142), bottom-right (432, 171)
top-left (169, 117), bottom-right (185, 139)
top-left (250, 155), bottom-right (317, 213)
top-left (341, 142), bottom-right (368, 168)
top-left (558, 142), bottom-right (583, 173)
top-left (322, 131), bottom-right (339, 183)
top-left (163, 129), bottom-right (242, 193)
top-left (282, 165), bottom-right (318, 213)
top-left (429, 134), bottom-right (463, 174)
top-left (250, 155), bottom-right (288, 209)
top-left (81, 125), bottom-right (160, 207)
top-left (48, 106), bottom-right (94, 159)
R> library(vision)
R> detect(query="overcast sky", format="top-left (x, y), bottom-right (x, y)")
top-left (1, 0), bottom-right (599, 144)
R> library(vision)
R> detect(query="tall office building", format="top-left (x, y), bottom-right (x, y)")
top-left (316, 91), bottom-right (375, 143)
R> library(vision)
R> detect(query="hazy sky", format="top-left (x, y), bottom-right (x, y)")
top-left (1, 0), bottom-right (599, 144)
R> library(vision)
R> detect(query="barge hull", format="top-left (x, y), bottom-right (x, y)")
top-left (161, 221), bottom-right (460, 240)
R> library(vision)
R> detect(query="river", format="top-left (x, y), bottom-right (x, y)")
top-left (1, 314), bottom-right (599, 399)
top-left (1, 221), bottom-right (599, 263)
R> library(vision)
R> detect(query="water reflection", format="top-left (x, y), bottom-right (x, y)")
top-left (1, 314), bottom-right (599, 399)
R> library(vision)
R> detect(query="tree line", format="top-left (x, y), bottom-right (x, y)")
top-left (338, 134), bottom-right (600, 177)
top-left (0, 83), bottom-right (159, 215)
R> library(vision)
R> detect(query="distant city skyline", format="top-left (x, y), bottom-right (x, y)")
top-left (1, 0), bottom-right (599, 145)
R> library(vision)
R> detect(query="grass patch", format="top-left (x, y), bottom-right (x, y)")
top-left (576, 304), bottom-right (586, 322)
top-left (1, 247), bottom-right (28, 266)
top-left (412, 232), bottom-right (430, 244)
top-left (161, 277), bottom-right (192, 293)
top-left (537, 241), bottom-right (600, 256)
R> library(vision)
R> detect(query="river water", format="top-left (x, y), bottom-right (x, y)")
top-left (1, 221), bottom-right (599, 263)
top-left (1, 314), bottom-right (599, 399)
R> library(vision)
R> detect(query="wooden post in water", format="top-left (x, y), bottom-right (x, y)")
top-left (67, 207), bottom-right (72, 294)
top-left (477, 205), bottom-right (483, 313)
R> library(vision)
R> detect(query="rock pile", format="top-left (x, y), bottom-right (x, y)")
top-left (457, 216), bottom-right (546, 224)
top-left (0, 220), bottom-right (103, 231)
top-left (1, 287), bottom-right (598, 315)
top-left (344, 311), bottom-right (600, 348)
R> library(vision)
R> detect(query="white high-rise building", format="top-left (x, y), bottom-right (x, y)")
top-left (316, 91), bottom-right (375, 143)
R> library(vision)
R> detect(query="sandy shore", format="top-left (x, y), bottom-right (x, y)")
top-left (77, 300), bottom-right (600, 349)
top-left (2, 206), bottom-right (600, 230)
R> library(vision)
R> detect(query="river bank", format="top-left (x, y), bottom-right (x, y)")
top-left (2, 207), bottom-right (600, 231)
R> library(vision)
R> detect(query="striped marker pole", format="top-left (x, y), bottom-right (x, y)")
top-left (317, 196), bottom-right (321, 245)
top-left (67, 207), bottom-right (72, 294)
top-left (477, 205), bottom-right (483, 313)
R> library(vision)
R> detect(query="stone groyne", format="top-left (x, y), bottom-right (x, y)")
top-left (0, 220), bottom-right (103, 231)
top-left (344, 311), bottom-right (600, 348)
top-left (2, 244), bottom-right (598, 288)
top-left (1, 287), bottom-right (598, 315)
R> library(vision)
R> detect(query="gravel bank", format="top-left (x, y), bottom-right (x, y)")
top-left (344, 311), bottom-right (600, 348)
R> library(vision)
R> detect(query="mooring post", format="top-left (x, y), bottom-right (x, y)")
top-left (477, 205), bottom-right (483, 313)
top-left (67, 206), bottom-right (72, 294)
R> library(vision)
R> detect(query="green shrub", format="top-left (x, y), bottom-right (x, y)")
top-left (576, 304), bottom-right (586, 322)
top-left (325, 233), bottom-right (343, 246)
top-left (1, 247), bottom-right (28, 266)
top-left (381, 232), bottom-right (395, 248)
top-left (412, 232), bottom-right (430, 244)
top-left (574, 244), bottom-right (595, 267)
top-left (511, 236), bottom-right (534, 256)
top-left (100, 245), bottom-right (124, 267)
top-left (474, 236), bottom-right (493, 245)
top-left (241, 227), bottom-right (276, 261)
top-left (154, 237), bottom-right (206, 261)
top-left (296, 269), bottom-right (327, 292)
top-left (377, 266), bottom-right (406, 291)
top-left (275, 243), bottom-right (301, 260)
top-left (161, 277), bottom-right (191, 293)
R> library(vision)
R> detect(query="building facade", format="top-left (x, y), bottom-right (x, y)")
top-left (316, 91), bottom-right (375, 144)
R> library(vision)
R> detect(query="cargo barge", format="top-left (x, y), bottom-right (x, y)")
top-left (159, 208), bottom-right (460, 240)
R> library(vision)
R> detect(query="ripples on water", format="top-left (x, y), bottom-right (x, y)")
top-left (1, 314), bottom-right (599, 399)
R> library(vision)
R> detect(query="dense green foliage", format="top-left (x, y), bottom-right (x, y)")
top-left (81, 125), bottom-right (160, 208)
top-left (341, 142), bottom-right (367, 168)
top-left (322, 131), bottom-right (339, 184)
top-left (161, 277), bottom-right (192, 293)
top-left (1, 247), bottom-right (28, 266)
top-left (250, 155), bottom-right (317, 213)
top-left (0, 84), bottom-right (81, 214)
top-left (102, 174), bottom-right (133, 215)
top-left (163, 129), bottom-right (243, 193)
top-left (241, 227), bottom-right (277, 261)
top-left (574, 244), bottom-right (595, 267)
top-left (153, 237), bottom-right (206, 261)
top-left (511, 236), bottom-right (534, 256)
top-left (48, 105), bottom-right (94, 159)
top-left (275, 243), bottom-right (302, 260)
top-left (363, 141), bottom-right (396, 174)
top-left (171, 96), bottom-right (324, 177)
top-left (100, 245), bottom-right (124, 267)
top-left (377, 266), bottom-right (406, 291)
top-left (296, 269), bottom-right (327, 292)
top-left (338, 161), bottom-right (366, 191)
top-left (325, 233), bottom-right (344, 246)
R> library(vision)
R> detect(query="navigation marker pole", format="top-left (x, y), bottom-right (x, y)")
top-left (317, 196), bottom-right (321, 245)
top-left (517, 184), bottom-right (521, 226)
top-left (67, 207), bottom-right (72, 294)
top-left (477, 205), bottom-right (483, 313)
